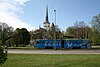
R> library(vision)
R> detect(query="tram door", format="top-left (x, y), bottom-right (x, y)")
top-left (62, 40), bottom-right (64, 48)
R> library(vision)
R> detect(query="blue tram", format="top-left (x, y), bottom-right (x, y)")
top-left (34, 39), bottom-right (91, 49)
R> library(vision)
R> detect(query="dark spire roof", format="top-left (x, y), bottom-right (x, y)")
top-left (46, 5), bottom-right (48, 21)
top-left (43, 5), bottom-right (50, 24)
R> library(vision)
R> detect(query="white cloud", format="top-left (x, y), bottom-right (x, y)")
top-left (0, 0), bottom-right (33, 31)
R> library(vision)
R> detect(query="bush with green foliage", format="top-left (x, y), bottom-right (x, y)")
top-left (0, 46), bottom-right (7, 65)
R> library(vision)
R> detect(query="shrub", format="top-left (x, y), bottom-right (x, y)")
top-left (0, 46), bottom-right (7, 65)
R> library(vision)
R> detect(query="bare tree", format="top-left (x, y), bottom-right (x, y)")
top-left (91, 14), bottom-right (100, 32)
top-left (66, 21), bottom-right (90, 39)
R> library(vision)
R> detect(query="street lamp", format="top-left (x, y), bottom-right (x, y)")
top-left (54, 10), bottom-right (56, 50)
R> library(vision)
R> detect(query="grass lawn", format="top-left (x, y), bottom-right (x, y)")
top-left (1, 54), bottom-right (100, 67)
top-left (8, 46), bottom-right (35, 50)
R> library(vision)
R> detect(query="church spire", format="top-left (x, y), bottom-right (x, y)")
top-left (46, 5), bottom-right (48, 22)
top-left (44, 5), bottom-right (50, 24)
top-left (43, 5), bottom-right (50, 31)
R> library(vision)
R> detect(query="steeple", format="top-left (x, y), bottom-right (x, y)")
top-left (44, 5), bottom-right (50, 24)
top-left (46, 5), bottom-right (48, 22)
top-left (43, 5), bottom-right (50, 31)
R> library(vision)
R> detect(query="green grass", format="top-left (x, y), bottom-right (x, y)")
top-left (92, 46), bottom-right (100, 49)
top-left (1, 54), bottom-right (100, 67)
top-left (8, 46), bottom-right (35, 50)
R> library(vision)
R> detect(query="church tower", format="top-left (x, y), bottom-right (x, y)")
top-left (43, 6), bottom-right (50, 31)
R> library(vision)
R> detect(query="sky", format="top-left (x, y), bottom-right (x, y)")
top-left (0, 0), bottom-right (100, 31)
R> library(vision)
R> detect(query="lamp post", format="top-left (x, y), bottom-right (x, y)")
top-left (54, 10), bottom-right (56, 50)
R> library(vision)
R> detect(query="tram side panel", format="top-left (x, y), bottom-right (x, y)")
top-left (35, 40), bottom-right (45, 49)
top-left (81, 40), bottom-right (91, 49)
top-left (64, 40), bottom-right (86, 49)
top-left (55, 40), bottom-right (62, 49)
top-left (35, 39), bottom-right (91, 49)
top-left (72, 40), bottom-right (82, 49)
top-left (64, 40), bottom-right (70, 49)
top-left (45, 40), bottom-right (54, 49)
top-left (64, 40), bottom-right (69, 48)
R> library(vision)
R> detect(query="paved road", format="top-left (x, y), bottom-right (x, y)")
top-left (8, 49), bottom-right (100, 54)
